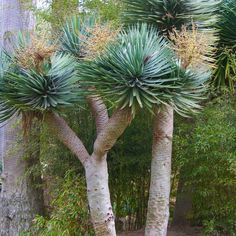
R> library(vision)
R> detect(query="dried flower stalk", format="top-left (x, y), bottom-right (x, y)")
top-left (169, 23), bottom-right (215, 69)
top-left (81, 24), bottom-right (119, 59)
top-left (15, 31), bottom-right (57, 72)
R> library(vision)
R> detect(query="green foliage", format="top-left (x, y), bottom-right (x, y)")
top-left (213, 0), bottom-right (236, 91)
top-left (78, 24), bottom-right (210, 115)
top-left (78, 24), bottom-right (172, 113)
top-left (0, 49), bottom-right (10, 77)
top-left (122, 0), bottom-right (220, 35)
top-left (217, 0), bottom-right (236, 48)
top-left (109, 112), bottom-right (152, 230)
top-left (0, 52), bottom-right (81, 122)
top-left (214, 48), bottom-right (236, 91)
top-left (83, 0), bottom-right (123, 25)
top-left (61, 15), bottom-right (96, 57)
top-left (34, 0), bottom-right (79, 30)
top-left (33, 170), bottom-right (93, 236)
top-left (34, 0), bottom-right (122, 32)
top-left (173, 96), bottom-right (236, 234)
top-left (51, 0), bottom-right (79, 27)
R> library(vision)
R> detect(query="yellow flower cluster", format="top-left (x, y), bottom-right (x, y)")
top-left (82, 24), bottom-right (119, 60)
top-left (169, 23), bottom-right (215, 69)
top-left (15, 31), bottom-right (57, 72)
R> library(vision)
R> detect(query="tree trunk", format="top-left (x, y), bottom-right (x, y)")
top-left (145, 106), bottom-right (174, 236)
top-left (85, 157), bottom-right (116, 236)
top-left (0, 1), bottom-right (44, 235)
top-left (44, 109), bottom-right (132, 236)
top-left (0, 118), bottom-right (44, 236)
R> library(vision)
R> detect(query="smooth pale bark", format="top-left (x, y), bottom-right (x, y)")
top-left (93, 108), bottom-right (132, 160)
top-left (44, 106), bottom-right (132, 236)
top-left (87, 97), bottom-right (115, 235)
top-left (145, 106), bottom-right (174, 236)
top-left (87, 95), bottom-right (109, 134)
top-left (85, 157), bottom-right (116, 235)
top-left (44, 112), bottom-right (90, 167)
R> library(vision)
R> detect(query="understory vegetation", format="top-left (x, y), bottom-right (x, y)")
top-left (173, 95), bottom-right (236, 235)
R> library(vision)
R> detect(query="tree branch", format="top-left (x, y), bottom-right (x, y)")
top-left (92, 108), bottom-right (132, 159)
top-left (87, 95), bottom-right (109, 135)
top-left (44, 112), bottom-right (90, 167)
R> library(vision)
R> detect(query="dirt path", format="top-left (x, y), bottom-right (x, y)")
top-left (118, 227), bottom-right (202, 236)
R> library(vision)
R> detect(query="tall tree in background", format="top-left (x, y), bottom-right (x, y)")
top-left (123, 0), bottom-right (219, 235)
top-left (0, 1), bottom-right (45, 235)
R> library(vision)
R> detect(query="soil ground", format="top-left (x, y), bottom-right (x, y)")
top-left (118, 227), bottom-right (202, 236)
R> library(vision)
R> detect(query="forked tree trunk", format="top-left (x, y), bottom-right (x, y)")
top-left (145, 106), bottom-right (174, 236)
top-left (45, 107), bottom-right (132, 236)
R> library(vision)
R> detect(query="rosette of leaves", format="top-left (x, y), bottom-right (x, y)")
top-left (61, 16), bottom-right (96, 57)
top-left (0, 33), bottom-right (81, 123)
top-left (78, 24), bottom-right (210, 115)
top-left (217, 0), bottom-right (236, 49)
top-left (213, 0), bottom-right (236, 91)
top-left (122, 0), bottom-right (220, 35)
top-left (0, 50), bottom-right (13, 122)
top-left (170, 63), bottom-right (210, 115)
top-left (61, 15), bottom-right (118, 59)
